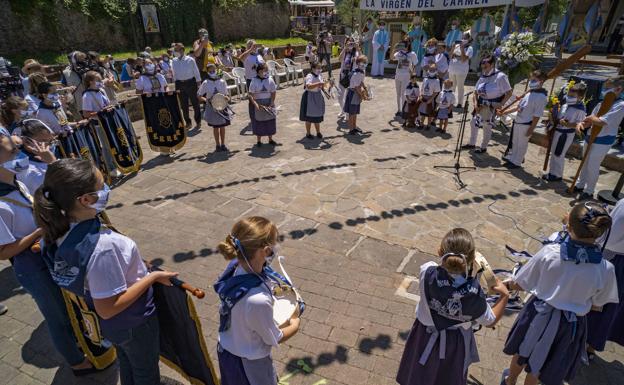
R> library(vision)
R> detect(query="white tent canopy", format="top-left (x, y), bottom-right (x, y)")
top-left (360, 0), bottom-right (545, 12)
top-left (289, 0), bottom-right (335, 7)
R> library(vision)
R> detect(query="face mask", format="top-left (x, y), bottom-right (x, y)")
top-left (103, 63), bottom-right (110, 69)
top-left (358, 63), bottom-right (367, 70)
top-left (380, 26), bottom-right (385, 30)
top-left (47, 93), bottom-right (60, 103)
top-left (428, 71), bottom-right (437, 77)
top-left (88, 184), bottom-right (110, 213)
top-left (427, 47), bottom-right (435, 53)
top-left (528, 80), bottom-right (540, 89)
top-left (566, 97), bottom-right (578, 105)
top-left (20, 110), bottom-right (29, 119)
top-left (461, 39), bottom-right (469, 45)
top-left (208, 71), bottom-right (217, 78)
top-left (95, 81), bottom-right (103, 89)
top-left (145, 64), bottom-right (155, 73)
top-left (451, 25), bottom-right (457, 30)
top-left (163, 57), bottom-right (169, 62)
top-left (175, 51), bottom-right (183, 58)
top-left (265, 244), bottom-right (280, 265)
top-left (2, 151), bottom-right (29, 173)
top-left (313, 69), bottom-right (321, 75)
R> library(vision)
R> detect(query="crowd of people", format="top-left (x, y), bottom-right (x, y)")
top-left (1, 15), bottom-right (624, 385)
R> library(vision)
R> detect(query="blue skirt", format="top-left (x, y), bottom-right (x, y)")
top-left (503, 297), bottom-right (587, 385)
top-left (587, 254), bottom-right (624, 350)
top-left (343, 89), bottom-right (361, 115)
top-left (396, 319), bottom-right (468, 385)
top-left (217, 344), bottom-right (277, 385)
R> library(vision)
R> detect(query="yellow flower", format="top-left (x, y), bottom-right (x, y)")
top-left (566, 80), bottom-right (575, 92)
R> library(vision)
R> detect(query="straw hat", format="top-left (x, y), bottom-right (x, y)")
top-left (22, 59), bottom-right (42, 74)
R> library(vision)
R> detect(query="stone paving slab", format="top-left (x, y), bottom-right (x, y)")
top-left (1, 62), bottom-right (623, 385)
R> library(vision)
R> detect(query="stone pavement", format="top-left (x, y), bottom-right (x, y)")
top-left (1, 66), bottom-right (623, 385)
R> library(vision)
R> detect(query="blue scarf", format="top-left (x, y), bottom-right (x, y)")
top-left (423, 266), bottom-right (487, 331)
top-left (42, 218), bottom-right (102, 295)
top-left (546, 232), bottom-right (603, 264)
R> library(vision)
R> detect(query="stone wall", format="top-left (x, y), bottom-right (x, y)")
top-left (0, 0), bottom-right (291, 59)
top-left (211, 2), bottom-right (290, 42)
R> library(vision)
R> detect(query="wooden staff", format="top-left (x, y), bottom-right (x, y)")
top-left (568, 92), bottom-right (617, 193)
top-left (542, 103), bottom-right (560, 172)
top-left (170, 277), bottom-right (206, 299)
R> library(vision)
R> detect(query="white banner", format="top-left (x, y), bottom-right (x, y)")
top-left (360, 0), bottom-right (513, 12)
top-left (515, 0), bottom-right (545, 7)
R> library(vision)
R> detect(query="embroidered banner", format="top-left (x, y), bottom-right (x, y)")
top-left (140, 92), bottom-right (187, 152)
top-left (360, 0), bottom-right (515, 12)
top-left (95, 104), bottom-right (143, 174)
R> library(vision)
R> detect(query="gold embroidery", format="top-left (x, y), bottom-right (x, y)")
top-left (157, 108), bottom-right (172, 128)
top-left (116, 127), bottom-right (129, 149)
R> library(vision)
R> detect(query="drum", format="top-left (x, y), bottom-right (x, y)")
top-left (210, 93), bottom-right (229, 111)
top-left (268, 255), bottom-right (304, 327)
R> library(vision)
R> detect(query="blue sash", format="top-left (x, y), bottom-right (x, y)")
top-left (544, 231), bottom-right (603, 264)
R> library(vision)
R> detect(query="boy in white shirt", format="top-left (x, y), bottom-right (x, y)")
top-left (436, 79), bottom-right (456, 134)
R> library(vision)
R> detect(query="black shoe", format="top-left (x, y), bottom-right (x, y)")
top-left (541, 173), bottom-right (562, 182)
top-left (268, 140), bottom-right (277, 146)
top-left (455, 104), bottom-right (462, 109)
top-left (355, 128), bottom-right (363, 133)
top-left (316, 132), bottom-right (323, 139)
top-left (475, 148), bottom-right (487, 154)
top-left (573, 186), bottom-right (584, 194)
top-left (395, 110), bottom-right (402, 116)
top-left (221, 145), bottom-right (229, 152)
top-left (306, 134), bottom-right (314, 139)
top-left (579, 192), bottom-right (594, 201)
top-left (216, 145), bottom-right (222, 152)
top-left (462, 144), bottom-right (476, 149)
top-left (503, 161), bottom-right (520, 169)
top-left (256, 141), bottom-right (262, 147)
top-left (348, 129), bottom-right (358, 135)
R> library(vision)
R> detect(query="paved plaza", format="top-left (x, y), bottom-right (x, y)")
top-left (1, 68), bottom-right (623, 384)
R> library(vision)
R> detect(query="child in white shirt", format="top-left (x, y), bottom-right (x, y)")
top-left (436, 79), bottom-right (456, 134)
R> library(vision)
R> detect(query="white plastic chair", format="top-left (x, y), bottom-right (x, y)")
top-left (221, 71), bottom-right (241, 100)
top-left (267, 60), bottom-right (290, 88)
top-left (231, 67), bottom-right (248, 99)
top-left (283, 58), bottom-right (304, 85)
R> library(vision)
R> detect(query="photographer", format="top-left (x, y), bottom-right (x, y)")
top-left (61, 51), bottom-right (93, 114)
top-left (193, 28), bottom-right (216, 81)
top-left (316, 31), bottom-right (333, 78)
top-left (0, 57), bottom-right (23, 101)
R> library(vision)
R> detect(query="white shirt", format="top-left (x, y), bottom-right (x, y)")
top-left (593, 99), bottom-right (624, 138)
top-left (24, 94), bottom-right (41, 117)
top-left (605, 199), bottom-right (624, 257)
top-left (36, 105), bottom-right (71, 135)
top-left (84, 228), bottom-right (150, 299)
top-left (82, 89), bottom-right (111, 113)
top-left (393, 51), bottom-right (418, 75)
top-left (421, 77), bottom-right (441, 97)
top-left (220, 53), bottom-right (235, 68)
top-left (197, 78), bottom-right (228, 98)
top-left (436, 90), bottom-right (456, 109)
top-left (404, 84), bottom-right (420, 100)
top-left (449, 44), bottom-right (473, 74)
top-left (244, 54), bottom-right (265, 80)
top-left (515, 237), bottom-right (619, 315)
top-left (560, 101), bottom-right (587, 124)
top-left (62, 68), bottom-right (85, 111)
top-left (172, 55), bottom-right (201, 82)
top-left (416, 262), bottom-right (496, 329)
top-left (340, 50), bottom-right (360, 72)
top-left (475, 71), bottom-right (512, 100)
top-left (218, 266), bottom-right (283, 360)
top-left (435, 52), bottom-right (450, 74)
top-left (135, 73), bottom-right (167, 94)
top-left (349, 71), bottom-right (365, 89)
top-left (515, 90), bottom-right (548, 124)
top-left (305, 73), bottom-right (323, 93)
top-left (249, 77), bottom-right (276, 100)
top-left (17, 161), bottom-right (48, 194)
top-left (0, 184), bottom-right (36, 245)
top-left (305, 44), bottom-right (313, 57)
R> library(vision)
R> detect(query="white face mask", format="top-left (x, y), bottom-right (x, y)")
top-left (313, 69), bottom-right (321, 75)
top-left (145, 63), bottom-right (156, 73)
top-left (95, 81), bottom-right (103, 89)
top-left (265, 244), bottom-right (280, 265)
top-left (451, 25), bottom-right (457, 30)
top-left (461, 39), bottom-right (469, 45)
top-left (175, 51), bottom-right (183, 58)
top-left (566, 96), bottom-right (578, 105)
top-left (358, 63), bottom-right (367, 70)
top-left (380, 26), bottom-right (385, 30)
top-left (528, 80), bottom-right (540, 89)
top-left (428, 71), bottom-right (437, 77)
top-left (427, 47), bottom-right (435, 53)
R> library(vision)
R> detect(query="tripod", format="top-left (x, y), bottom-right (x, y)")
top-left (434, 91), bottom-right (476, 189)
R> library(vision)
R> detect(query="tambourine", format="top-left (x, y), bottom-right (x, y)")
top-left (210, 93), bottom-right (229, 111)
top-left (270, 255), bottom-right (304, 327)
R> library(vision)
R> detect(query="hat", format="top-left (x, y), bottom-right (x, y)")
top-left (22, 59), bottom-right (42, 73)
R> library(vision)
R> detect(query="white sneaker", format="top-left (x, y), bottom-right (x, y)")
top-left (338, 112), bottom-right (345, 119)
top-left (112, 169), bottom-right (123, 178)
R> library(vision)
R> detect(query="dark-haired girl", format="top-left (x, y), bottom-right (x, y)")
top-left (33, 158), bottom-right (178, 385)
top-left (214, 217), bottom-right (300, 385)
top-left (0, 96), bottom-right (29, 135)
top-left (299, 62), bottom-right (325, 139)
top-left (0, 136), bottom-right (94, 375)
top-left (501, 202), bottom-right (618, 385)
top-left (248, 63), bottom-right (277, 147)
top-left (35, 82), bottom-right (77, 135)
top-left (17, 119), bottom-right (57, 193)
top-left (397, 228), bottom-right (509, 385)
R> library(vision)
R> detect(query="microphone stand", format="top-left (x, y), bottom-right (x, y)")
top-left (434, 92), bottom-right (476, 189)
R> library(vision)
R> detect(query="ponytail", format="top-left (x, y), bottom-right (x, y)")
top-left (32, 158), bottom-right (99, 244)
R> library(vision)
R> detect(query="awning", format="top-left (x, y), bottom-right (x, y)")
top-left (289, 0), bottom-right (335, 7)
top-left (360, 0), bottom-right (544, 12)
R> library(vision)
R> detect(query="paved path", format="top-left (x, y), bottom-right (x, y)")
top-left (1, 67), bottom-right (623, 385)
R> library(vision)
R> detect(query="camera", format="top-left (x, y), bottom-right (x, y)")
top-left (0, 57), bottom-right (22, 101)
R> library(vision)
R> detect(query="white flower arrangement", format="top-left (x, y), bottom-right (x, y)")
top-left (496, 32), bottom-right (542, 86)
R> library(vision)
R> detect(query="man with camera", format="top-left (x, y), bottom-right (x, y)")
top-left (193, 28), bottom-right (216, 81)
top-left (316, 31), bottom-right (333, 79)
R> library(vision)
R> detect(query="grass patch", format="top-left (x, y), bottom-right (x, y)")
top-left (6, 37), bottom-right (308, 66)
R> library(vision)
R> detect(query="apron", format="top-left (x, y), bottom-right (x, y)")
top-left (202, 81), bottom-right (230, 127)
top-left (305, 91), bottom-right (325, 118)
top-left (255, 98), bottom-right (275, 122)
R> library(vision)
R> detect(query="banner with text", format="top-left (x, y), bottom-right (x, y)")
top-left (360, 0), bottom-right (513, 12)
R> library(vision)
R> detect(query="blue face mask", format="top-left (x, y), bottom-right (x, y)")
top-left (47, 93), bottom-right (60, 103)
top-left (2, 151), bottom-right (30, 173)
top-left (88, 184), bottom-right (110, 213)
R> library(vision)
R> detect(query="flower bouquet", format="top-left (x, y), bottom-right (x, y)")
top-left (495, 32), bottom-right (543, 88)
